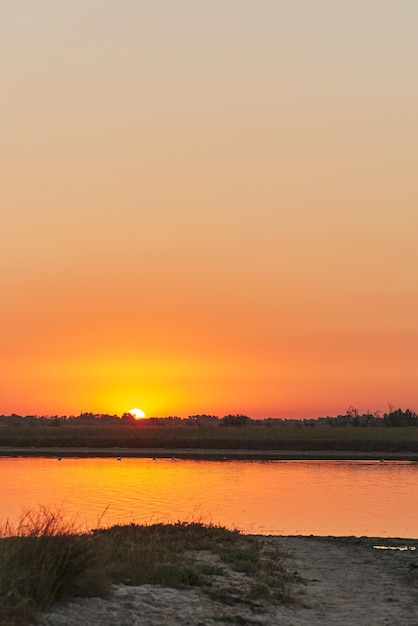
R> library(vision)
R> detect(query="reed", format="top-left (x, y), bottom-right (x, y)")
top-left (0, 423), bottom-right (417, 452)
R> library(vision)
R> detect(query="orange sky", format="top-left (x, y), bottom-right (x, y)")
top-left (1, 1), bottom-right (417, 418)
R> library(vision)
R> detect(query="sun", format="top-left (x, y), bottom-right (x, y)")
top-left (128, 407), bottom-right (146, 420)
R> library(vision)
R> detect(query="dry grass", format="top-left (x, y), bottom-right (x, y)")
top-left (0, 508), bottom-right (294, 625)
top-left (0, 507), bottom-right (105, 625)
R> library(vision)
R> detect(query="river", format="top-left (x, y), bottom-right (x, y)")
top-left (1, 457), bottom-right (417, 537)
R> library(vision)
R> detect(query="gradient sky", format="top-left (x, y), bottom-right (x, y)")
top-left (1, 1), bottom-right (417, 418)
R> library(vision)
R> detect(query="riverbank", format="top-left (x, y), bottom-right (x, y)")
top-left (39, 535), bottom-right (418, 626)
top-left (1, 446), bottom-right (418, 460)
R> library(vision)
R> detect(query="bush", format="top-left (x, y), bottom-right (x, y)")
top-left (384, 408), bottom-right (418, 427)
top-left (220, 415), bottom-right (251, 427)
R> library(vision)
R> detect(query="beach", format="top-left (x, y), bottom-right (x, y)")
top-left (39, 535), bottom-right (418, 626)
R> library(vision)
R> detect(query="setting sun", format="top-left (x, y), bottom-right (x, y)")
top-left (128, 408), bottom-right (146, 420)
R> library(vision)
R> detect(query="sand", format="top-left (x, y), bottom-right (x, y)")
top-left (39, 535), bottom-right (418, 626)
top-left (278, 536), bottom-right (418, 624)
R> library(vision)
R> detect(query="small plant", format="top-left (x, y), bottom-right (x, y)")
top-left (221, 546), bottom-right (258, 574)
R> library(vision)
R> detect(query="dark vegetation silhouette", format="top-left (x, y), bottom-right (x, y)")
top-left (0, 408), bottom-right (417, 453)
top-left (1, 407), bottom-right (417, 428)
top-left (383, 407), bottom-right (418, 427)
top-left (220, 414), bottom-right (251, 427)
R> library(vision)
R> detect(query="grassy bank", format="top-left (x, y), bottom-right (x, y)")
top-left (0, 508), bottom-right (293, 626)
top-left (1, 424), bottom-right (418, 452)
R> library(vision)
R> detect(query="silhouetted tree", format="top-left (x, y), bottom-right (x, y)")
top-left (120, 412), bottom-right (136, 424)
top-left (384, 408), bottom-right (418, 427)
top-left (346, 406), bottom-right (360, 427)
top-left (220, 414), bottom-right (250, 427)
top-left (187, 415), bottom-right (219, 427)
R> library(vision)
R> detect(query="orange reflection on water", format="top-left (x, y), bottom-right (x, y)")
top-left (1, 458), bottom-right (417, 537)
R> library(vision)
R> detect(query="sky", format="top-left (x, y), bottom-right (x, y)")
top-left (1, 1), bottom-right (417, 418)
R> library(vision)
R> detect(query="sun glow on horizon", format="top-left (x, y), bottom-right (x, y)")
top-left (128, 408), bottom-right (146, 420)
top-left (2, 1), bottom-right (417, 421)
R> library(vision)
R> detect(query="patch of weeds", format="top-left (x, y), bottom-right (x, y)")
top-left (92, 520), bottom-right (242, 589)
top-left (0, 510), bottom-right (298, 625)
top-left (251, 539), bottom-right (299, 603)
top-left (220, 545), bottom-right (258, 575)
top-left (198, 563), bottom-right (226, 576)
top-left (248, 581), bottom-right (271, 599)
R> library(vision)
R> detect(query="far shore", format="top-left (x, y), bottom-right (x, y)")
top-left (1, 446), bottom-right (417, 461)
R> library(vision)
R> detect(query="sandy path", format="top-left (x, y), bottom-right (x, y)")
top-left (39, 536), bottom-right (418, 626)
top-left (278, 536), bottom-right (418, 625)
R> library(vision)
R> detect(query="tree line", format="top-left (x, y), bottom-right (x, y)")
top-left (0, 407), bottom-right (417, 428)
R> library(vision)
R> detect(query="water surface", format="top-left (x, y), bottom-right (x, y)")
top-left (1, 458), bottom-right (417, 537)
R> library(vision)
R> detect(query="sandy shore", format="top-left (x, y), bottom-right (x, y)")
top-left (1, 446), bottom-right (418, 460)
top-left (39, 535), bottom-right (418, 626)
